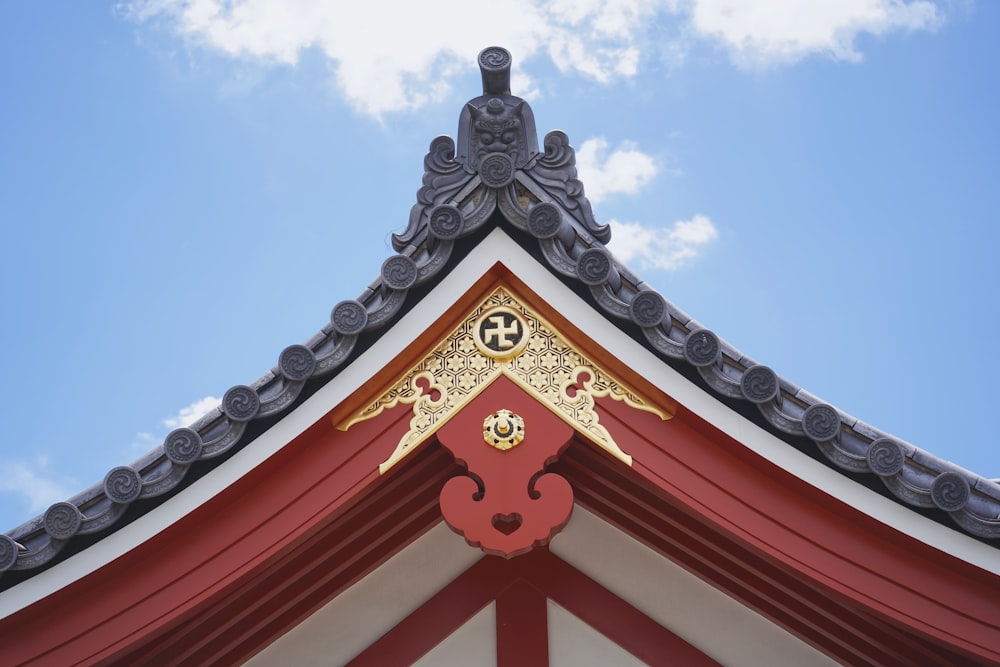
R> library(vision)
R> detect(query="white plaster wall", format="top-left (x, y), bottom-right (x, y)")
top-left (548, 599), bottom-right (645, 667)
top-left (550, 506), bottom-right (838, 667)
top-left (414, 603), bottom-right (496, 667)
top-left (247, 522), bottom-right (481, 666)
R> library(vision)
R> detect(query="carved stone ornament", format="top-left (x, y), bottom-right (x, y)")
top-left (339, 287), bottom-right (672, 473)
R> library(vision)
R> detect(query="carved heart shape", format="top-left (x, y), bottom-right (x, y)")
top-left (492, 513), bottom-right (522, 536)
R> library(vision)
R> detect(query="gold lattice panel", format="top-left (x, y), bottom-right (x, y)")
top-left (338, 287), bottom-right (672, 473)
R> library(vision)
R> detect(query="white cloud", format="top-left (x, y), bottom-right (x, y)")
top-left (689, 0), bottom-right (941, 65)
top-left (129, 396), bottom-right (220, 454)
top-left (120, 0), bottom-right (658, 116)
top-left (608, 215), bottom-right (718, 270)
top-left (0, 458), bottom-right (77, 517)
top-left (119, 0), bottom-right (946, 116)
top-left (162, 395), bottom-right (221, 430)
top-left (548, 0), bottom-right (675, 39)
top-left (575, 138), bottom-right (659, 203)
top-left (0, 396), bottom-right (221, 527)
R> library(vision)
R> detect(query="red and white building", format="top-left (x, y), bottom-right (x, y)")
top-left (1, 48), bottom-right (998, 666)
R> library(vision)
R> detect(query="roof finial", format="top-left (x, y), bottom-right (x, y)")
top-left (479, 46), bottom-right (512, 96)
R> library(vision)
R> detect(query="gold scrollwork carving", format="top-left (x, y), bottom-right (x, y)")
top-left (338, 288), bottom-right (671, 473)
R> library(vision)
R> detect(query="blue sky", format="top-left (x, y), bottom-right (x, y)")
top-left (1, 1), bottom-right (997, 531)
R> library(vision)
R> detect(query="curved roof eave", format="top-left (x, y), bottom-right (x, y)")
top-left (2, 47), bottom-right (997, 587)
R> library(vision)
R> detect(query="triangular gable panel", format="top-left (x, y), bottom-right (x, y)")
top-left (2, 47), bottom-right (999, 666)
top-left (414, 603), bottom-right (497, 666)
top-left (247, 522), bottom-right (486, 665)
top-left (547, 602), bottom-right (647, 667)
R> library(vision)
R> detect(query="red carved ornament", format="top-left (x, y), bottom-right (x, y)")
top-left (437, 375), bottom-right (575, 558)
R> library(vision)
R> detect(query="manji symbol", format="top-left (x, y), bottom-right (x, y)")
top-left (483, 315), bottom-right (520, 349)
top-left (474, 306), bottom-right (528, 359)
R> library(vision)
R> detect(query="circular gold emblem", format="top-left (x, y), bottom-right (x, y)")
top-left (473, 306), bottom-right (528, 359)
top-left (483, 410), bottom-right (525, 451)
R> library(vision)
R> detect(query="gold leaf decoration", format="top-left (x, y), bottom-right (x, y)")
top-left (338, 288), bottom-right (671, 473)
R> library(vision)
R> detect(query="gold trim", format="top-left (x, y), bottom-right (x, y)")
top-left (337, 287), bottom-right (672, 473)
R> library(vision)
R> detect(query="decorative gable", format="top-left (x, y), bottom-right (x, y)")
top-left (1, 47), bottom-right (998, 666)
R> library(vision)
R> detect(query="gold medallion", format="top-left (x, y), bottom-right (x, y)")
top-left (483, 410), bottom-right (525, 451)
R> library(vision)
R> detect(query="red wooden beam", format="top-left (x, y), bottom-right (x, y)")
top-left (349, 550), bottom-right (714, 665)
top-left (496, 578), bottom-right (548, 667)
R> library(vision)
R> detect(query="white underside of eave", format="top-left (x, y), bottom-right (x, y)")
top-left (247, 521), bottom-right (486, 666)
top-left (551, 507), bottom-right (836, 666)
top-left (249, 507), bottom-right (833, 666)
top-left (2, 229), bottom-right (996, 620)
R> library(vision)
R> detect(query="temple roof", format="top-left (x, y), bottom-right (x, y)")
top-left (1, 46), bottom-right (997, 587)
